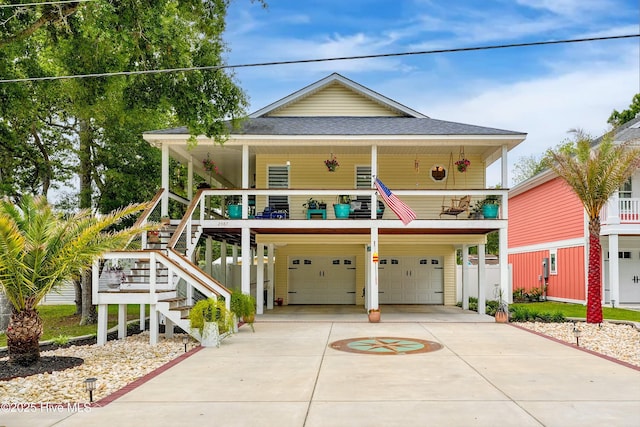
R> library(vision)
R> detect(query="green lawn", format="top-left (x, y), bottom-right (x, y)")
top-left (511, 301), bottom-right (640, 322)
top-left (0, 304), bottom-right (143, 347)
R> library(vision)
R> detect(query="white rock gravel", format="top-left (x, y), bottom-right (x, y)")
top-left (516, 321), bottom-right (640, 367)
top-left (0, 333), bottom-right (186, 404)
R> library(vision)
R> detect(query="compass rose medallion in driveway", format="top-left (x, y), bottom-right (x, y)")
top-left (330, 337), bottom-right (443, 355)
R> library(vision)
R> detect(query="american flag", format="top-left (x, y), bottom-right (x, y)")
top-left (374, 178), bottom-right (417, 225)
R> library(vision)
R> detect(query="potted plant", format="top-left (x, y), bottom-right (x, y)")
top-left (190, 298), bottom-right (234, 346)
top-left (494, 287), bottom-right (509, 323)
top-left (226, 195), bottom-right (242, 219)
top-left (480, 195), bottom-right (500, 219)
top-left (230, 290), bottom-right (256, 332)
top-left (368, 308), bottom-right (381, 323)
top-left (334, 195), bottom-right (351, 218)
top-left (303, 198), bottom-right (320, 210)
top-left (324, 155), bottom-right (339, 172)
top-left (468, 201), bottom-right (484, 219)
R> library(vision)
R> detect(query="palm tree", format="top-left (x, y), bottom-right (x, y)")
top-left (0, 195), bottom-right (151, 366)
top-left (548, 131), bottom-right (640, 323)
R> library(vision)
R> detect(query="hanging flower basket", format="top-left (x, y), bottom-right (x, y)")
top-left (455, 158), bottom-right (470, 172)
top-left (324, 156), bottom-right (339, 172)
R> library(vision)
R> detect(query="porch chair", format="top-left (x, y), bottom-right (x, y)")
top-left (440, 195), bottom-right (471, 218)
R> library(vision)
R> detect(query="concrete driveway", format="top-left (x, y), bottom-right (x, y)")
top-left (3, 308), bottom-right (639, 427)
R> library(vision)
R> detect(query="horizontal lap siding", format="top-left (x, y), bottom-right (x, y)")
top-left (509, 178), bottom-right (584, 248)
top-left (268, 83), bottom-right (403, 117)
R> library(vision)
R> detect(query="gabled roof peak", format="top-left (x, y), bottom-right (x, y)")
top-left (249, 73), bottom-right (428, 119)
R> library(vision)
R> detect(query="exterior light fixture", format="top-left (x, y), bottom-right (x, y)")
top-left (572, 325), bottom-right (582, 347)
top-left (182, 336), bottom-right (189, 353)
top-left (84, 377), bottom-right (97, 403)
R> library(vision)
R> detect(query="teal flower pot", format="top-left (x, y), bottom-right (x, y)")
top-left (482, 204), bottom-right (499, 219)
top-left (228, 204), bottom-right (242, 219)
top-left (333, 204), bottom-right (350, 219)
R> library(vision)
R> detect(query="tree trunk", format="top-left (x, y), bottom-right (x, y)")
top-left (73, 277), bottom-right (83, 315)
top-left (78, 119), bottom-right (97, 325)
top-left (79, 270), bottom-right (97, 325)
top-left (7, 308), bottom-right (43, 366)
top-left (587, 219), bottom-right (603, 324)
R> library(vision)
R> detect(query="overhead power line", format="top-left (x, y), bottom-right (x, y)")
top-left (0, 33), bottom-right (638, 84)
top-left (0, 0), bottom-right (96, 8)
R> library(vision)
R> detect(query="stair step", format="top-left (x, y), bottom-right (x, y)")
top-left (159, 297), bottom-right (187, 303)
top-left (170, 305), bottom-right (193, 311)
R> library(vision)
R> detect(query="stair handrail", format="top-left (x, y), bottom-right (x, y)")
top-left (127, 188), bottom-right (165, 249)
top-left (166, 188), bottom-right (205, 254)
top-left (166, 248), bottom-right (232, 308)
top-left (96, 249), bottom-right (231, 309)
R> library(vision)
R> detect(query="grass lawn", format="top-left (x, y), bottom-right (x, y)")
top-left (511, 301), bottom-right (640, 322)
top-left (0, 304), bottom-right (143, 347)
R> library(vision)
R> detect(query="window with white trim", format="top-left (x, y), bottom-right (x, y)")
top-left (268, 165), bottom-right (289, 207)
top-left (356, 166), bottom-right (371, 189)
top-left (549, 249), bottom-right (557, 275)
top-left (619, 178), bottom-right (632, 198)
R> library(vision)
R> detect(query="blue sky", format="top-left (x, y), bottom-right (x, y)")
top-left (224, 0), bottom-right (640, 185)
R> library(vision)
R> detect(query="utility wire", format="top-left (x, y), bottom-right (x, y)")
top-left (1, 33), bottom-right (638, 84)
top-left (0, 0), bottom-right (96, 8)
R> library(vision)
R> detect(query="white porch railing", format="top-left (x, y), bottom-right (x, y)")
top-left (602, 197), bottom-right (640, 224)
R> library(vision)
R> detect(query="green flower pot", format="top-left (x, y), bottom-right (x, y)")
top-left (482, 204), bottom-right (499, 219)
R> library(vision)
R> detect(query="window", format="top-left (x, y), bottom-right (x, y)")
top-left (268, 165), bottom-right (289, 208)
top-left (619, 251), bottom-right (631, 259)
top-left (549, 249), bottom-right (557, 275)
top-left (356, 165), bottom-right (371, 188)
top-left (619, 178), bottom-right (632, 198)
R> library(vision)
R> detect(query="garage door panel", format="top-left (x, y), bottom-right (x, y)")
top-left (378, 256), bottom-right (444, 304)
top-left (289, 256), bottom-right (356, 304)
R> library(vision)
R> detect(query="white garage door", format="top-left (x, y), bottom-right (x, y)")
top-left (378, 256), bottom-right (444, 304)
top-left (288, 256), bottom-right (356, 304)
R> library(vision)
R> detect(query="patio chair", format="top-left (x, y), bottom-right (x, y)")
top-left (440, 195), bottom-right (471, 218)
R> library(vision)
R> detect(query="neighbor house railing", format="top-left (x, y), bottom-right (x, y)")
top-left (602, 196), bottom-right (640, 225)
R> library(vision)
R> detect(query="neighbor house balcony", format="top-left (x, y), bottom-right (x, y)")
top-left (601, 195), bottom-right (640, 235)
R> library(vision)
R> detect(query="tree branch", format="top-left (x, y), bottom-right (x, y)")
top-left (0, 3), bottom-right (81, 49)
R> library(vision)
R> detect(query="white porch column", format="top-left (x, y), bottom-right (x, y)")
top-left (607, 191), bottom-right (621, 225)
top-left (369, 227), bottom-right (379, 310)
top-left (256, 243), bottom-right (265, 314)
top-left (241, 228), bottom-right (251, 295)
top-left (97, 304), bottom-right (108, 346)
top-left (139, 304), bottom-right (145, 332)
top-left (161, 144), bottom-right (169, 216)
top-left (221, 240), bottom-right (227, 285)
top-left (501, 144), bottom-right (508, 188)
top-left (187, 156), bottom-right (194, 201)
top-left (232, 245), bottom-right (238, 264)
top-left (165, 317), bottom-right (174, 339)
top-left (364, 244), bottom-right (371, 310)
top-left (499, 227), bottom-right (510, 303)
top-left (477, 244), bottom-right (486, 315)
top-left (205, 236), bottom-right (213, 276)
top-left (609, 234), bottom-right (620, 307)
top-left (118, 304), bottom-right (127, 339)
top-left (149, 305), bottom-right (158, 345)
top-left (462, 245), bottom-right (469, 310)
top-left (267, 244), bottom-right (275, 309)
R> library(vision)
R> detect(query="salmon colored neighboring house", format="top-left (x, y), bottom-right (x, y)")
top-left (509, 116), bottom-right (640, 305)
top-left (509, 176), bottom-right (587, 302)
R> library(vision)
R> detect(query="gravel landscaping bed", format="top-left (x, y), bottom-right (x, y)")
top-left (515, 321), bottom-right (640, 367)
top-left (0, 333), bottom-right (186, 404)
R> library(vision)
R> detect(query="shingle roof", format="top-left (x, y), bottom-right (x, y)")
top-left (145, 117), bottom-right (525, 136)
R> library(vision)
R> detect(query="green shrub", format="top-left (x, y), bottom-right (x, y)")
top-left (190, 298), bottom-right (233, 334)
top-left (513, 288), bottom-right (527, 302)
top-left (51, 334), bottom-right (71, 345)
top-left (528, 287), bottom-right (543, 302)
